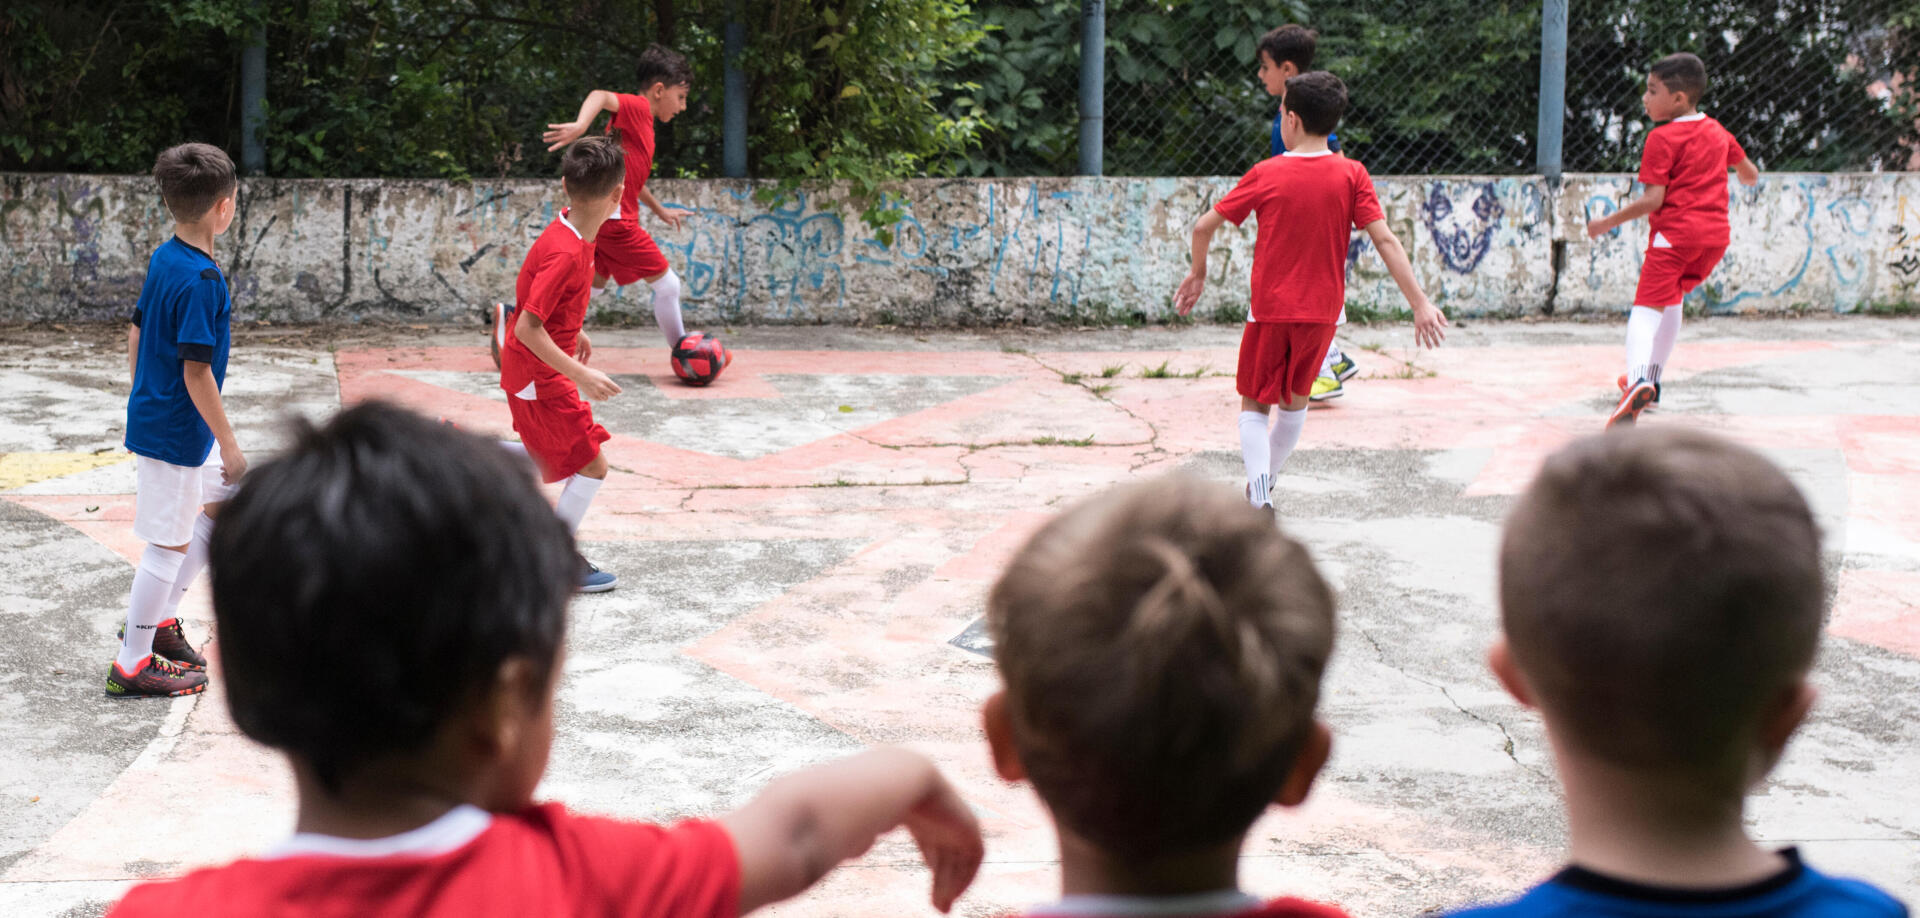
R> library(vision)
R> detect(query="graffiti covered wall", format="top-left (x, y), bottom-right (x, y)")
top-left (2, 172), bottom-right (1914, 324)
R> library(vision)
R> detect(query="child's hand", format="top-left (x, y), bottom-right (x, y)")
top-left (1172, 271), bottom-right (1207, 316)
top-left (1585, 218), bottom-right (1609, 240)
top-left (1413, 300), bottom-right (1449, 349)
top-left (575, 331), bottom-right (593, 365)
top-left (901, 774), bottom-right (984, 913)
top-left (574, 367), bottom-right (622, 402)
top-left (542, 120), bottom-right (589, 152)
top-left (219, 443), bottom-right (248, 485)
top-left (655, 206), bottom-right (695, 232)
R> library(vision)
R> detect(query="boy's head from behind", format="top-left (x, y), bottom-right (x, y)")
top-left (153, 142), bottom-right (237, 230)
top-left (211, 402), bottom-right (577, 808)
top-left (1282, 71), bottom-right (1347, 140)
top-left (1496, 428), bottom-right (1822, 785)
top-left (635, 44), bottom-right (692, 122)
top-left (1257, 25), bottom-right (1317, 97)
top-left (984, 476), bottom-right (1336, 862)
top-left (561, 134), bottom-right (625, 205)
top-left (1646, 52), bottom-right (1708, 118)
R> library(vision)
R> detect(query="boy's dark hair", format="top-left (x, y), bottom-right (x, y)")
top-left (153, 143), bottom-right (237, 223)
top-left (1650, 52), bottom-right (1709, 105)
top-left (635, 43), bottom-right (692, 91)
top-left (561, 134), bottom-right (625, 199)
top-left (210, 402), bottom-right (577, 794)
top-left (988, 476), bottom-right (1335, 860)
top-left (1283, 71), bottom-right (1347, 136)
top-left (1258, 24), bottom-right (1317, 71)
top-left (1500, 429), bottom-right (1822, 774)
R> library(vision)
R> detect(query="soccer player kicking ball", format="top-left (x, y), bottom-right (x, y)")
top-left (1175, 72), bottom-right (1445, 513)
top-left (1586, 52), bottom-right (1759, 429)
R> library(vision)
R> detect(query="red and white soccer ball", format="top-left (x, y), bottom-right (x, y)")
top-left (671, 331), bottom-right (732, 387)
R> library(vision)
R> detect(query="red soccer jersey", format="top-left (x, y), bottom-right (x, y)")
top-left (1638, 114), bottom-right (1747, 248)
top-left (1213, 152), bottom-right (1384, 323)
top-left (106, 804), bottom-right (740, 918)
top-left (609, 92), bottom-right (656, 224)
top-left (501, 215), bottom-right (595, 398)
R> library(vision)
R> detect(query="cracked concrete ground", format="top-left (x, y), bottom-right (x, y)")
top-left (1, 317), bottom-right (1917, 916)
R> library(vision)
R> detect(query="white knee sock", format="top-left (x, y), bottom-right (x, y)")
top-left (1320, 340), bottom-right (1343, 376)
top-left (1239, 410), bottom-right (1271, 506)
top-left (1625, 305), bottom-right (1665, 384)
top-left (1648, 306), bottom-right (1683, 383)
top-left (119, 545), bottom-right (186, 672)
top-left (159, 513), bottom-right (215, 623)
top-left (650, 268), bottom-right (685, 347)
top-left (1268, 407), bottom-right (1307, 478)
top-left (554, 473), bottom-right (605, 534)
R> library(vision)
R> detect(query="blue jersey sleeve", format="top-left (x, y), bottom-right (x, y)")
top-left (1329, 131), bottom-right (1341, 153)
top-left (1271, 109), bottom-right (1286, 156)
top-left (175, 268), bottom-right (224, 365)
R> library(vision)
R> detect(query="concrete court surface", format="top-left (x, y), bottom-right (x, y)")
top-left (1, 316), bottom-right (1917, 917)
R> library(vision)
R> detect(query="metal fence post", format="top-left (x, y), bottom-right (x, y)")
top-left (723, 0), bottom-right (747, 178)
top-left (1078, 0), bottom-right (1104, 176)
top-left (241, 16), bottom-right (266, 175)
top-left (1536, 0), bottom-right (1568, 181)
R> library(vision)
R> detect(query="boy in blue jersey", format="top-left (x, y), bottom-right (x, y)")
top-left (1454, 428), bottom-right (1907, 918)
top-left (1257, 25), bottom-right (1355, 403)
top-left (110, 143), bottom-right (246, 699)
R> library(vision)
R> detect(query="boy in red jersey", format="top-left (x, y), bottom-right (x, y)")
top-left (1586, 52), bottom-right (1759, 429)
top-left (500, 135), bottom-right (626, 592)
top-left (983, 475), bottom-right (1348, 918)
top-left (532, 44), bottom-right (696, 349)
top-left (1175, 72), bottom-right (1445, 511)
top-left (108, 402), bottom-right (984, 918)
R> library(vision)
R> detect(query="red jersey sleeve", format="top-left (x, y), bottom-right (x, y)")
top-left (1724, 129), bottom-right (1748, 167)
top-left (1214, 164), bottom-right (1270, 227)
top-left (534, 805), bottom-right (740, 918)
top-left (1349, 163), bottom-right (1385, 229)
top-left (611, 93), bottom-right (652, 149)
top-left (519, 249), bottom-right (578, 322)
top-left (1637, 128), bottom-right (1676, 187)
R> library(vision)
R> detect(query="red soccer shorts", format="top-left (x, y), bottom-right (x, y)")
top-left (1236, 321), bottom-right (1337, 406)
top-left (1634, 244), bottom-right (1727, 307)
top-left (508, 384), bottom-right (611, 483)
top-left (593, 219), bottom-right (671, 286)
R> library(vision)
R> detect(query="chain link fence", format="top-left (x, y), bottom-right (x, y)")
top-left (953, 0), bottom-right (1919, 177)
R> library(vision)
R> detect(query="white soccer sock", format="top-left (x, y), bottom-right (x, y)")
top-left (1625, 305), bottom-right (1664, 384)
top-left (554, 472), bottom-right (605, 534)
top-left (1648, 306), bottom-right (1683, 384)
top-left (158, 513), bottom-right (216, 623)
top-left (119, 545), bottom-right (186, 672)
top-left (1239, 410), bottom-right (1272, 506)
top-left (1268, 407), bottom-right (1307, 478)
top-left (650, 268), bottom-right (686, 347)
top-left (1321, 339), bottom-right (1345, 377)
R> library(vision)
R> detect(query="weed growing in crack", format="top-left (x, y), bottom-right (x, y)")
top-left (1034, 434), bottom-right (1097, 447)
top-left (1089, 383), bottom-right (1116, 396)
top-left (1060, 372), bottom-right (1083, 385)
top-left (1100, 363), bottom-right (1125, 378)
top-left (1140, 360), bottom-right (1175, 379)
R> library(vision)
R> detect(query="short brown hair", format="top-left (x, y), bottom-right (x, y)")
top-left (987, 475), bottom-right (1336, 859)
top-left (1283, 71), bottom-right (1347, 136)
top-left (1651, 52), bottom-right (1709, 105)
top-left (153, 143), bottom-right (237, 223)
top-left (561, 134), bottom-right (624, 200)
top-left (635, 44), bottom-right (692, 91)
top-left (1258, 25), bottom-right (1317, 72)
top-left (1500, 429), bottom-right (1822, 774)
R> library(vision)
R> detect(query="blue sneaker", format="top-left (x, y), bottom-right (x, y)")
top-left (579, 560), bottom-right (617, 593)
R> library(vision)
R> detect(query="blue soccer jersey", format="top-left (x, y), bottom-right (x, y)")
top-left (1271, 107), bottom-right (1341, 157)
top-left (1449, 849), bottom-right (1906, 918)
top-left (126, 236), bottom-right (231, 468)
